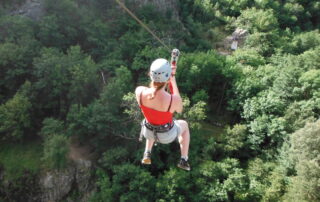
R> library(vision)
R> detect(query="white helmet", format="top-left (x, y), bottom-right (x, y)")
top-left (150, 58), bottom-right (171, 82)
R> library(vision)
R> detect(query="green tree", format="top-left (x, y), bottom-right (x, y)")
top-left (0, 82), bottom-right (31, 141)
top-left (195, 158), bottom-right (248, 201)
top-left (0, 39), bottom-right (40, 101)
top-left (288, 30), bottom-right (320, 54)
top-left (33, 46), bottom-right (99, 118)
top-left (234, 8), bottom-right (279, 33)
top-left (37, 15), bottom-right (67, 49)
top-left (98, 147), bottom-right (130, 172)
top-left (176, 51), bottom-right (227, 106)
top-left (228, 49), bottom-right (265, 67)
top-left (67, 66), bottom-right (133, 149)
top-left (284, 100), bottom-right (317, 133)
top-left (40, 117), bottom-right (69, 169)
top-left (40, 118), bottom-right (65, 139)
top-left (0, 16), bottom-right (35, 43)
top-left (285, 119), bottom-right (320, 201)
top-left (90, 169), bottom-right (112, 201)
top-left (223, 124), bottom-right (248, 156)
top-left (175, 96), bottom-right (207, 130)
top-left (277, 1), bottom-right (319, 30)
top-left (110, 164), bottom-right (156, 201)
top-left (245, 158), bottom-right (277, 201)
top-left (228, 64), bottom-right (277, 112)
top-left (156, 168), bottom-right (193, 201)
top-left (39, 0), bottom-right (87, 50)
top-left (299, 69), bottom-right (320, 98)
top-left (244, 32), bottom-right (280, 56)
top-left (42, 133), bottom-right (69, 170)
top-left (262, 166), bottom-right (288, 202)
top-left (82, 18), bottom-right (113, 61)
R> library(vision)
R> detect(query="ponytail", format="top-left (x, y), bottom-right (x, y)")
top-left (149, 81), bottom-right (166, 99)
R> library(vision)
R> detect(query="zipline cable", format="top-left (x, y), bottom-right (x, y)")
top-left (115, 0), bottom-right (171, 52)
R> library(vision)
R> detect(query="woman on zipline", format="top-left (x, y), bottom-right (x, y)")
top-left (135, 50), bottom-right (191, 171)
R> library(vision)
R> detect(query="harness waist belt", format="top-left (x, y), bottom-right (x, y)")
top-left (144, 120), bottom-right (174, 133)
top-left (139, 119), bottom-right (174, 144)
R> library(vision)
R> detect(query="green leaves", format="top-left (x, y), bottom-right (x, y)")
top-left (122, 92), bottom-right (143, 126)
top-left (33, 46), bottom-right (99, 117)
top-left (196, 158), bottom-right (248, 201)
top-left (110, 164), bottom-right (156, 201)
top-left (299, 69), bottom-right (320, 97)
top-left (0, 39), bottom-right (40, 101)
top-left (66, 66), bottom-right (133, 148)
top-left (176, 51), bottom-right (227, 103)
top-left (98, 147), bottom-right (129, 171)
top-left (156, 168), bottom-right (192, 201)
top-left (40, 117), bottom-right (69, 170)
top-left (285, 120), bottom-right (320, 201)
top-left (0, 82), bottom-right (31, 141)
top-left (40, 118), bottom-right (65, 139)
top-left (0, 16), bottom-right (35, 43)
top-left (228, 49), bottom-right (266, 67)
top-left (235, 8), bottom-right (279, 33)
top-left (42, 134), bottom-right (69, 170)
top-left (288, 30), bottom-right (320, 54)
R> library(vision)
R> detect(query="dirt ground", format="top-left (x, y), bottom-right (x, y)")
top-left (68, 136), bottom-right (96, 161)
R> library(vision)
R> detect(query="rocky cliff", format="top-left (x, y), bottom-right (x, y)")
top-left (11, 0), bottom-right (180, 21)
top-left (128, 0), bottom-right (179, 19)
top-left (39, 159), bottom-right (95, 202)
top-left (10, 0), bottom-right (45, 21)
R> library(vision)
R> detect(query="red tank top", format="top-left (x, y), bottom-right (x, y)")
top-left (139, 90), bottom-right (173, 125)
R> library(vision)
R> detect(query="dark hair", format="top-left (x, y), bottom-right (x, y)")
top-left (149, 81), bottom-right (166, 99)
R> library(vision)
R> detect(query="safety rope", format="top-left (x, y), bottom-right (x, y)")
top-left (115, 0), bottom-right (171, 52)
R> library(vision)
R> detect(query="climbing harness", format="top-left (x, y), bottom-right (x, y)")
top-left (139, 119), bottom-right (174, 145)
top-left (115, 0), bottom-right (171, 51)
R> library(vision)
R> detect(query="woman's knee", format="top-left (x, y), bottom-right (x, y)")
top-left (179, 120), bottom-right (188, 127)
top-left (177, 120), bottom-right (189, 133)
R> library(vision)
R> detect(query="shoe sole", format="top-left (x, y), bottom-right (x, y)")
top-left (177, 164), bottom-right (191, 171)
top-left (141, 159), bottom-right (151, 165)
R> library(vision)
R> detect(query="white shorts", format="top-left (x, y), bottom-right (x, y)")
top-left (142, 120), bottom-right (182, 144)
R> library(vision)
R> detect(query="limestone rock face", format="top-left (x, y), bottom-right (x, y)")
top-left (39, 167), bottom-right (75, 202)
top-left (38, 159), bottom-right (94, 202)
top-left (128, 0), bottom-right (179, 19)
top-left (75, 159), bottom-right (94, 202)
top-left (11, 0), bottom-right (180, 21)
top-left (217, 28), bottom-right (249, 55)
top-left (10, 0), bottom-right (45, 21)
top-left (224, 28), bottom-right (249, 50)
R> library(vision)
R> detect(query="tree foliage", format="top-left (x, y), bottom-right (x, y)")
top-left (40, 117), bottom-right (69, 170)
top-left (33, 45), bottom-right (99, 118)
top-left (0, 0), bottom-right (320, 200)
top-left (42, 133), bottom-right (69, 170)
top-left (285, 120), bottom-right (320, 201)
top-left (0, 82), bottom-right (31, 141)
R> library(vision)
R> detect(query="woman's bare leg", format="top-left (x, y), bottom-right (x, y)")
top-left (142, 138), bottom-right (155, 165)
top-left (176, 120), bottom-right (190, 157)
top-left (145, 138), bottom-right (155, 152)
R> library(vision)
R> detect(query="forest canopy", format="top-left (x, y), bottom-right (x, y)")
top-left (0, 0), bottom-right (319, 201)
